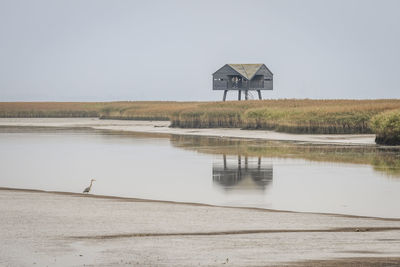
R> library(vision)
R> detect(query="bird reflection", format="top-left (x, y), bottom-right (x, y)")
top-left (213, 155), bottom-right (273, 191)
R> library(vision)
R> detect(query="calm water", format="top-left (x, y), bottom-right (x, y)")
top-left (1, 127), bottom-right (400, 218)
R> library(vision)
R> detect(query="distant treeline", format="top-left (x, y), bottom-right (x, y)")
top-left (0, 100), bottom-right (400, 145)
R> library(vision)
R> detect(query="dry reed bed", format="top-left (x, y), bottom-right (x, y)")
top-left (169, 99), bottom-right (400, 134)
top-left (1, 100), bottom-right (400, 143)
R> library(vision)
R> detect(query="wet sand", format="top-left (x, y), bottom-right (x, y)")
top-left (1, 188), bottom-right (399, 266)
top-left (0, 118), bottom-right (376, 145)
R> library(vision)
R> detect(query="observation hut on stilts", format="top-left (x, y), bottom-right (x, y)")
top-left (212, 64), bottom-right (273, 101)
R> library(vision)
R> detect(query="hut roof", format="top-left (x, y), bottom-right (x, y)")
top-left (228, 64), bottom-right (263, 80)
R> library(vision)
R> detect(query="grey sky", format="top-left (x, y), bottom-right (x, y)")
top-left (0, 0), bottom-right (399, 101)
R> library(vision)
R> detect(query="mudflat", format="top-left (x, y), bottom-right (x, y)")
top-left (0, 188), bottom-right (399, 266)
top-left (0, 118), bottom-right (376, 145)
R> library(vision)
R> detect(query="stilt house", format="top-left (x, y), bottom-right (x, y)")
top-left (212, 64), bottom-right (273, 101)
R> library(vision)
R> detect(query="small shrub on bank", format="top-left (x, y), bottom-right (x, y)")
top-left (371, 109), bottom-right (400, 145)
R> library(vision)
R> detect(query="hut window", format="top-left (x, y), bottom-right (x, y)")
top-left (264, 78), bottom-right (272, 81)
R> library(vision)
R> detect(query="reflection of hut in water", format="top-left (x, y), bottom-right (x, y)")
top-left (213, 155), bottom-right (273, 191)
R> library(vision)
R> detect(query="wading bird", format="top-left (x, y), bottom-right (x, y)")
top-left (83, 179), bottom-right (96, 194)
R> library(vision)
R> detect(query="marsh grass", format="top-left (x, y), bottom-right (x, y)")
top-left (170, 99), bottom-right (400, 134)
top-left (1, 100), bottom-right (400, 136)
top-left (0, 102), bottom-right (102, 117)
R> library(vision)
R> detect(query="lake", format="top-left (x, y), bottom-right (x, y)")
top-left (1, 127), bottom-right (400, 218)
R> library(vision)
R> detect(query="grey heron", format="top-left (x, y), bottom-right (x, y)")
top-left (83, 179), bottom-right (96, 193)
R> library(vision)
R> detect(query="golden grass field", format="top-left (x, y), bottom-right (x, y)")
top-left (0, 100), bottom-right (400, 144)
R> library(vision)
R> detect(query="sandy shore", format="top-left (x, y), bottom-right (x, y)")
top-left (1, 188), bottom-right (400, 266)
top-left (0, 118), bottom-right (376, 145)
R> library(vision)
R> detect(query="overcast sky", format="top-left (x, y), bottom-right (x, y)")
top-left (0, 0), bottom-right (399, 101)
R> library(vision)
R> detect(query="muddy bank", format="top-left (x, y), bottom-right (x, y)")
top-left (0, 118), bottom-right (376, 145)
top-left (1, 188), bottom-right (400, 266)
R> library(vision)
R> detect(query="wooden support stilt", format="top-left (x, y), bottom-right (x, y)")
top-left (223, 154), bottom-right (227, 170)
top-left (238, 90), bottom-right (241, 101)
top-left (258, 157), bottom-right (261, 170)
top-left (223, 90), bottom-right (228, 101)
top-left (257, 90), bottom-right (262, 100)
top-left (237, 155), bottom-right (242, 181)
top-left (245, 90), bottom-right (249, 100)
top-left (245, 156), bottom-right (248, 170)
